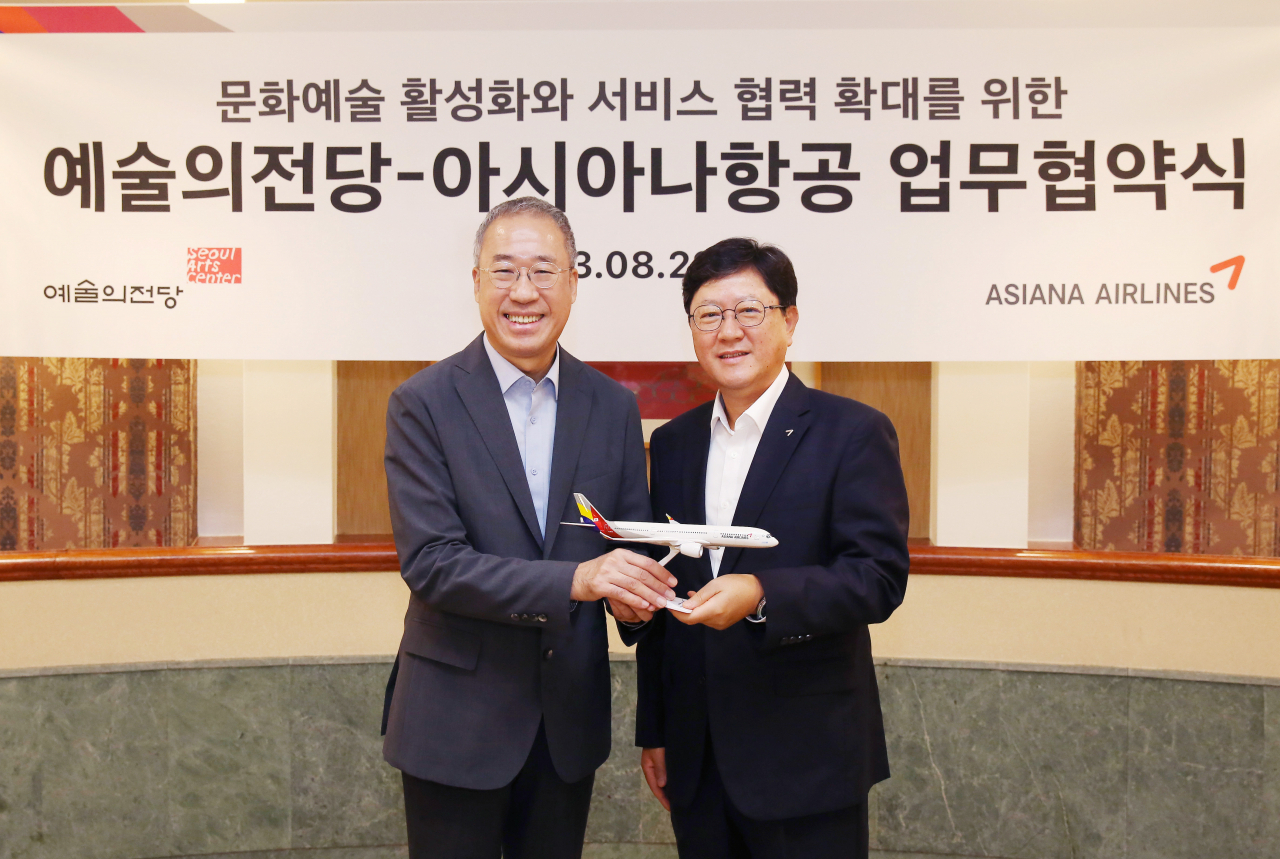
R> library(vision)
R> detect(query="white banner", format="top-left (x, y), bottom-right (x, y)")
top-left (1, 24), bottom-right (1277, 360)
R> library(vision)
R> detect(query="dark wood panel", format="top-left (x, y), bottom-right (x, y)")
top-left (0, 543), bottom-right (398, 581)
top-left (336, 361), bottom-right (431, 536)
top-left (3, 544), bottom-right (1278, 590)
top-left (911, 545), bottom-right (1280, 590)
top-left (819, 363), bottom-right (932, 540)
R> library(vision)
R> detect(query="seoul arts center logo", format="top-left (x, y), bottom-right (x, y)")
top-left (187, 247), bottom-right (242, 284)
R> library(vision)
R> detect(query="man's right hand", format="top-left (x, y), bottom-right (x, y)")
top-left (641, 747), bottom-right (670, 811)
top-left (571, 549), bottom-right (676, 613)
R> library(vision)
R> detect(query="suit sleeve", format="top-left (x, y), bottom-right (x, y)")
top-left (609, 394), bottom-right (662, 644)
top-left (753, 409), bottom-right (910, 650)
top-left (633, 429), bottom-right (667, 748)
top-left (384, 384), bottom-right (578, 629)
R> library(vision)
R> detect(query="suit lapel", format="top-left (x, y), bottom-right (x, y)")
top-left (719, 375), bottom-right (813, 577)
top-left (542, 352), bottom-right (593, 559)
top-left (454, 336), bottom-right (543, 546)
top-left (681, 409), bottom-right (715, 585)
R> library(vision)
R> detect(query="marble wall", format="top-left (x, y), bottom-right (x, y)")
top-left (0, 656), bottom-right (1275, 859)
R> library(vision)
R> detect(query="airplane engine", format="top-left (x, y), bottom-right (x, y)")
top-left (679, 542), bottom-right (704, 558)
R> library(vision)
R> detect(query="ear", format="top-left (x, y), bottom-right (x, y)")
top-left (472, 267), bottom-right (481, 302)
top-left (784, 305), bottom-right (799, 345)
top-left (567, 266), bottom-right (579, 305)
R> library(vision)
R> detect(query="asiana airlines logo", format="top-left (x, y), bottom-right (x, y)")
top-left (983, 255), bottom-right (1244, 307)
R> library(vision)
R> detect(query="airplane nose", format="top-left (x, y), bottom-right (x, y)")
top-left (767, 536), bottom-right (779, 547)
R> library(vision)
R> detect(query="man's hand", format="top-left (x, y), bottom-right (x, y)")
top-left (671, 574), bottom-right (764, 630)
top-left (608, 598), bottom-right (653, 624)
top-left (640, 747), bottom-right (670, 811)
top-left (572, 549), bottom-right (676, 614)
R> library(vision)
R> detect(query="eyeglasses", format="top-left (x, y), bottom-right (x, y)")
top-left (478, 263), bottom-right (572, 290)
top-left (689, 299), bottom-right (785, 332)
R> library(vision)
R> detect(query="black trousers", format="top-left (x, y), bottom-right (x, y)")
top-left (401, 722), bottom-right (594, 859)
top-left (669, 736), bottom-right (869, 859)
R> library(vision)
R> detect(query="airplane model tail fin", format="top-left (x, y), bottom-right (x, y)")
top-left (666, 514), bottom-right (679, 524)
top-left (574, 493), bottom-right (621, 539)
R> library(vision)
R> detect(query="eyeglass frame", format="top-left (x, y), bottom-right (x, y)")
top-left (688, 299), bottom-right (788, 332)
top-left (476, 263), bottom-right (575, 290)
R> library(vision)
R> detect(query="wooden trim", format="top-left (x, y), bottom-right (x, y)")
top-left (1, 543), bottom-right (1278, 590)
top-left (910, 545), bottom-right (1280, 590)
top-left (0, 543), bottom-right (398, 582)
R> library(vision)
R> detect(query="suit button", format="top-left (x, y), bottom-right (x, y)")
top-left (510, 614), bottom-right (519, 620)
top-left (544, 648), bottom-right (554, 660)
top-left (521, 614), bottom-right (530, 621)
top-left (537, 614), bottom-right (547, 623)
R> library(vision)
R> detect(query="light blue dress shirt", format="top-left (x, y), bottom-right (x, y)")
top-left (483, 335), bottom-right (559, 538)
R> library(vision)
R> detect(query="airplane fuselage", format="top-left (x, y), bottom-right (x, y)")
top-left (571, 492), bottom-right (778, 563)
top-left (602, 521), bottom-right (778, 550)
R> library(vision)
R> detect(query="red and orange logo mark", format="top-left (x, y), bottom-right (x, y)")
top-left (187, 248), bottom-right (241, 284)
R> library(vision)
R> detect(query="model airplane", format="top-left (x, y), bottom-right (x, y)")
top-left (563, 493), bottom-right (779, 613)
top-left (568, 492), bottom-right (779, 564)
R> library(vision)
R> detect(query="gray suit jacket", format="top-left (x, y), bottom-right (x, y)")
top-left (381, 334), bottom-right (650, 788)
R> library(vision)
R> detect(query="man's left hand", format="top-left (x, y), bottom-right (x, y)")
top-left (609, 598), bottom-right (652, 624)
top-left (672, 574), bottom-right (764, 630)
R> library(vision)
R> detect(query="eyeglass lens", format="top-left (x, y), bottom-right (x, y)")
top-left (693, 300), bottom-right (768, 331)
top-left (488, 264), bottom-right (562, 289)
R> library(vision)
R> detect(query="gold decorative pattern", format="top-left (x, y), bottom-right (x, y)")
top-left (0, 358), bottom-right (195, 550)
top-left (1075, 361), bottom-right (1280, 556)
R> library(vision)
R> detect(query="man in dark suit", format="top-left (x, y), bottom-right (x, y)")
top-left (382, 197), bottom-right (677, 859)
top-left (634, 238), bottom-right (910, 858)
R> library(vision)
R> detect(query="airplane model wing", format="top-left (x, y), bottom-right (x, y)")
top-left (567, 493), bottom-right (778, 583)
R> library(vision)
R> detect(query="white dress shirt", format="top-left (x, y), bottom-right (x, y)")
top-left (483, 334), bottom-right (559, 537)
top-left (705, 365), bottom-right (789, 577)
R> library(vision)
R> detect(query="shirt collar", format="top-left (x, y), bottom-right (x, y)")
top-left (483, 334), bottom-right (560, 398)
top-left (710, 365), bottom-right (790, 436)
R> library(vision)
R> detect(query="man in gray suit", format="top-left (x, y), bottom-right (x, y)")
top-left (381, 197), bottom-right (677, 859)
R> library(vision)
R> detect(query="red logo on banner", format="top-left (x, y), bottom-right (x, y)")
top-left (187, 247), bottom-right (242, 284)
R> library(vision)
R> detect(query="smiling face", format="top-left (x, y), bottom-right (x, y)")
top-left (688, 268), bottom-right (798, 424)
top-left (472, 212), bottom-right (578, 380)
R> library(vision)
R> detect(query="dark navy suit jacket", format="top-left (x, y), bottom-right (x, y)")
top-left (634, 373), bottom-right (910, 820)
top-left (381, 334), bottom-right (650, 789)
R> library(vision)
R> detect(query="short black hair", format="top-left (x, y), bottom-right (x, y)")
top-left (681, 237), bottom-right (798, 313)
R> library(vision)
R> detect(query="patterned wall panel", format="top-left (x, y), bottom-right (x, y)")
top-left (1076, 361), bottom-right (1280, 556)
top-left (0, 358), bottom-right (195, 551)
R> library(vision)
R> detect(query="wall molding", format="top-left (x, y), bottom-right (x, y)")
top-left (3, 652), bottom-right (1276, 687)
top-left (3, 542), bottom-right (1278, 589)
top-left (875, 657), bottom-right (1280, 688)
top-left (0, 654), bottom-right (396, 680)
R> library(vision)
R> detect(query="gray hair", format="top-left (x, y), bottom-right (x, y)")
top-left (472, 197), bottom-right (576, 266)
